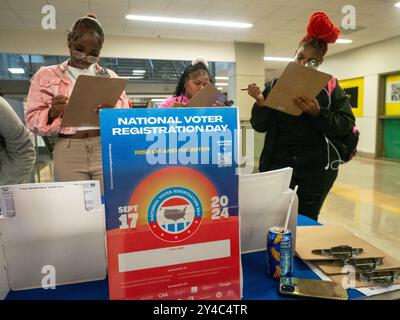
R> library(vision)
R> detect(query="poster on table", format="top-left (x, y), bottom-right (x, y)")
top-left (100, 107), bottom-right (240, 300)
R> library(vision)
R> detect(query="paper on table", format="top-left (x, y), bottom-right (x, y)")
top-left (296, 226), bottom-right (385, 261)
top-left (329, 274), bottom-right (400, 289)
top-left (0, 181), bottom-right (102, 218)
top-left (0, 183), bottom-right (106, 290)
top-left (239, 167), bottom-right (298, 253)
top-left (356, 284), bottom-right (400, 297)
top-left (304, 260), bottom-right (400, 297)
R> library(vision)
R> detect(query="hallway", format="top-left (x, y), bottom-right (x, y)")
top-left (320, 158), bottom-right (400, 260)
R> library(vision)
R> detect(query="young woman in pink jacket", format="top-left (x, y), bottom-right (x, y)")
top-left (159, 58), bottom-right (213, 108)
top-left (26, 14), bottom-right (129, 192)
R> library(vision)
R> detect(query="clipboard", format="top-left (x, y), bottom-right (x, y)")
top-left (315, 254), bottom-right (400, 275)
top-left (61, 75), bottom-right (128, 127)
top-left (295, 226), bottom-right (385, 261)
top-left (186, 83), bottom-right (227, 108)
top-left (265, 62), bottom-right (332, 116)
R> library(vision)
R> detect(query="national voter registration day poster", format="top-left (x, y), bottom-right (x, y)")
top-left (100, 107), bottom-right (240, 300)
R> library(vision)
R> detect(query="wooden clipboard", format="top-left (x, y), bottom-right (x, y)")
top-left (265, 62), bottom-right (332, 116)
top-left (329, 273), bottom-right (400, 288)
top-left (186, 83), bottom-right (227, 108)
top-left (314, 254), bottom-right (400, 275)
top-left (295, 226), bottom-right (385, 261)
top-left (61, 75), bottom-right (128, 127)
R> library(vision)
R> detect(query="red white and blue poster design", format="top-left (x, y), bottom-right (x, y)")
top-left (100, 107), bottom-right (240, 300)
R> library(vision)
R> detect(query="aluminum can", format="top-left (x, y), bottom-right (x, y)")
top-left (266, 226), bottom-right (293, 278)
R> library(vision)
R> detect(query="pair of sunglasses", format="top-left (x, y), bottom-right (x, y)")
top-left (71, 49), bottom-right (100, 64)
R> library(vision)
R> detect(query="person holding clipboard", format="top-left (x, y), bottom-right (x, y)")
top-left (159, 58), bottom-right (225, 108)
top-left (26, 14), bottom-right (129, 192)
top-left (247, 12), bottom-right (356, 221)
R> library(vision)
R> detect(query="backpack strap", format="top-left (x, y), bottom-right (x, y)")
top-left (327, 77), bottom-right (337, 96)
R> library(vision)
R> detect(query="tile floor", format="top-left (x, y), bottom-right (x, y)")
top-left (319, 157), bottom-right (400, 261)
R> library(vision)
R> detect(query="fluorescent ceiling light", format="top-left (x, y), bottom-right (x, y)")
top-left (217, 87), bottom-right (224, 91)
top-left (336, 38), bottom-right (352, 44)
top-left (215, 76), bottom-right (229, 80)
top-left (132, 70), bottom-right (146, 74)
top-left (126, 15), bottom-right (253, 28)
top-left (395, 2), bottom-right (400, 8)
top-left (8, 68), bottom-right (25, 74)
top-left (215, 83), bottom-right (228, 86)
top-left (264, 57), bottom-right (293, 62)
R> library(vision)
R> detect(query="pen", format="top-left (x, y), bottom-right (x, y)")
top-left (241, 87), bottom-right (249, 91)
top-left (40, 89), bottom-right (55, 98)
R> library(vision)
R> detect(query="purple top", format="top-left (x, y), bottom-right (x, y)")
top-left (159, 95), bottom-right (190, 108)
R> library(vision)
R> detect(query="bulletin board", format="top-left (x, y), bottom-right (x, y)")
top-left (385, 74), bottom-right (400, 116)
top-left (338, 77), bottom-right (364, 118)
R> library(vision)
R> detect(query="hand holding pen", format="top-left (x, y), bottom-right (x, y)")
top-left (242, 84), bottom-right (265, 106)
top-left (41, 90), bottom-right (69, 120)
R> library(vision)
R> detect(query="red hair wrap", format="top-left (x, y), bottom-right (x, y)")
top-left (306, 11), bottom-right (340, 43)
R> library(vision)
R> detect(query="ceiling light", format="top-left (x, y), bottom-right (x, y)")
top-left (395, 2), bottom-right (400, 8)
top-left (217, 87), bottom-right (224, 91)
top-left (264, 57), bottom-right (293, 62)
top-left (336, 38), bottom-right (352, 44)
top-left (126, 15), bottom-right (253, 28)
top-left (215, 76), bottom-right (229, 80)
top-left (132, 70), bottom-right (146, 74)
top-left (215, 83), bottom-right (228, 86)
top-left (8, 68), bottom-right (25, 74)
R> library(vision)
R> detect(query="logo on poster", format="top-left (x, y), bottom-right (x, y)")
top-left (148, 187), bottom-right (203, 242)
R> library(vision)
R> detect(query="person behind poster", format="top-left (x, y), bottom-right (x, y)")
top-left (159, 58), bottom-right (224, 108)
top-left (25, 14), bottom-right (129, 192)
top-left (247, 12), bottom-right (356, 221)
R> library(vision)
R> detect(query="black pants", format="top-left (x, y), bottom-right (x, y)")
top-left (267, 147), bottom-right (338, 221)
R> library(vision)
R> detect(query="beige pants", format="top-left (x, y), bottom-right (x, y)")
top-left (53, 137), bottom-right (104, 194)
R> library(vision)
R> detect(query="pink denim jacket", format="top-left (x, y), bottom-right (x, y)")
top-left (159, 95), bottom-right (189, 108)
top-left (26, 60), bottom-right (130, 136)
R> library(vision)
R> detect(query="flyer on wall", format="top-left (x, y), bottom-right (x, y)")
top-left (100, 107), bottom-right (241, 300)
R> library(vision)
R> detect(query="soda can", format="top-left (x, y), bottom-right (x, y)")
top-left (266, 226), bottom-right (293, 279)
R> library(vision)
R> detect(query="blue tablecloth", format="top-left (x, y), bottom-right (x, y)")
top-left (5, 215), bottom-right (364, 300)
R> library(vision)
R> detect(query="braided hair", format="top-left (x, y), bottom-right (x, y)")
top-left (67, 14), bottom-right (104, 47)
top-left (299, 12), bottom-right (340, 57)
top-left (175, 59), bottom-right (213, 97)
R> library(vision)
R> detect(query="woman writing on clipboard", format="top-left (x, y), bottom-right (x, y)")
top-left (159, 58), bottom-right (226, 108)
top-left (247, 12), bottom-right (356, 221)
top-left (26, 14), bottom-right (129, 192)
top-left (159, 58), bottom-right (213, 108)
